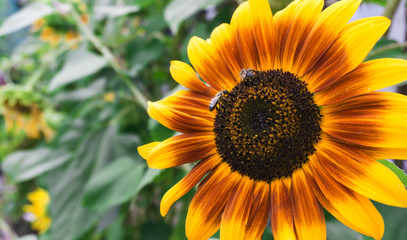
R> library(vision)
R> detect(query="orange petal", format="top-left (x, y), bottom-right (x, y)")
top-left (138, 142), bottom-right (160, 159)
top-left (294, 0), bottom-right (361, 77)
top-left (316, 139), bottom-right (407, 208)
top-left (291, 168), bottom-right (326, 240)
top-left (244, 181), bottom-right (270, 240)
top-left (305, 16), bottom-right (390, 92)
top-left (148, 99), bottom-right (213, 133)
top-left (321, 92), bottom-right (407, 148)
top-left (156, 90), bottom-right (215, 120)
top-left (210, 23), bottom-right (243, 84)
top-left (230, 2), bottom-right (259, 70)
top-left (314, 58), bottom-right (407, 105)
top-left (362, 146), bottom-right (407, 160)
top-left (160, 154), bottom-right (221, 216)
top-left (145, 132), bottom-right (216, 169)
top-left (185, 163), bottom-right (240, 240)
top-left (248, 0), bottom-right (275, 70)
top-left (273, 0), bottom-right (323, 71)
top-left (187, 36), bottom-right (237, 91)
top-left (306, 156), bottom-right (384, 240)
top-left (169, 61), bottom-right (216, 95)
top-left (270, 178), bottom-right (297, 240)
top-left (220, 177), bottom-right (255, 240)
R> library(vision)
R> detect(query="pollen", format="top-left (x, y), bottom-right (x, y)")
top-left (213, 69), bottom-right (322, 182)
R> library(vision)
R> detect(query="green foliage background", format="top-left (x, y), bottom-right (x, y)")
top-left (0, 0), bottom-right (407, 239)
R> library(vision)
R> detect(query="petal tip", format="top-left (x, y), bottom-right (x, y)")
top-left (137, 142), bottom-right (160, 160)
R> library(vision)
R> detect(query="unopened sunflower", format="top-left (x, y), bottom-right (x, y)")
top-left (0, 88), bottom-right (54, 141)
top-left (23, 188), bottom-right (52, 234)
top-left (35, 16), bottom-right (80, 46)
top-left (32, 1), bottom-right (89, 46)
top-left (138, 0), bottom-right (407, 239)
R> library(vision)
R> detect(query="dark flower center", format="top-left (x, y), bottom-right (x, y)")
top-left (213, 69), bottom-right (322, 182)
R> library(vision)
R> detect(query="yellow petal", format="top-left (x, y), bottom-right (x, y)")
top-left (315, 58), bottom-right (407, 105)
top-left (160, 154), bottom-right (220, 216)
top-left (307, 156), bottom-right (384, 240)
top-left (294, 0), bottom-right (361, 77)
top-left (317, 139), bottom-right (407, 208)
top-left (220, 177), bottom-right (255, 240)
top-left (169, 61), bottom-right (215, 95)
top-left (305, 16), bottom-right (390, 92)
top-left (291, 168), bottom-right (326, 240)
top-left (145, 132), bottom-right (216, 169)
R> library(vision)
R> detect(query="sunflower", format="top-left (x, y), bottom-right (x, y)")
top-left (2, 101), bottom-right (54, 141)
top-left (0, 87), bottom-right (54, 141)
top-left (33, 0), bottom-right (89, 46)
top-left (138, 0), bottom-right (407, 239)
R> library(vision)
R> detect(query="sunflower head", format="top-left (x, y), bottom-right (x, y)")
top-left (0, 86), bottom-right (54, 141)
top-left (34, 10), bottom-right (82, 46)
top-left (214, 69), bottom-right (322, 182)
top-left (138, 0), bottom-right (407, 239)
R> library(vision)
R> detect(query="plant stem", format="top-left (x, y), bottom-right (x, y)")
top-left (71, 8), bottom-right (148, 110)
top-left (383, 0), bottom-right (401, 20)
top-left (25, 44), bottom-right (73, 91)
top-left (24, 63), bottom-right (48, 90)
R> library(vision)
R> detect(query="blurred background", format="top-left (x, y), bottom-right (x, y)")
top-left (0, 0), bottom-right (407, 239)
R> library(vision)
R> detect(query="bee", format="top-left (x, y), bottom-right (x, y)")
top-left (209, 90), bottom-right (228, 112)
top-left (239, 68), bottom-right (255, 80)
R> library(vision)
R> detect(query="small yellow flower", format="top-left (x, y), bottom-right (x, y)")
top-left (23, 188), bottom-right (52, 234)
top-left (49, 34), bottom-right (61, 46)
top-left (79, 3), bottom-right (88, 12)
top-left (103, 92), bottom-right (116, 102)
top-left (65, 30), bottom-right (79, 42)
top-left (40, 27), bottom-right (54, 42)
top-left (80, 14), bottom-right (89, 25)
top-left (32, 19), bottom-right (45, 32)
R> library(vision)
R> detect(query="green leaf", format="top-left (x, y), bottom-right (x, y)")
top-left (127, 38), bottom-right (165, 76)
top-left (269, 0), bottom-right (294, 12)
top-left (164, 0), bottom-right (224, 34)
top-left (141, 221), bottom-right (172, 240)
top-left (0, 3), bottom-right (54, 36)
top-left (94, 5), bottom-right (140, 18)
top-left (149, 119), bottom-right (175, 141)
top-left (2, 147), bottom-right (71, 182)
top-left (55, 78), bottom-right (106, 102)
top-left (374, 202), bottom-right (407, 240)
top-left (49, 49), bottom-right (108, 91)
top-left (133, 168), bottom-right (163, 196)
top-left (48, 128), bottom-right (108, 240)
top-left (367, 38), bottom-right (407, 60)
top-left (82, 156), bottom-right (145, 210)
top-left (363, 0), bottom-right (387, 6)
top-left (325, 220), bottom-right (361, 240)
top-left (104, 209), bottom-right (126, 240)
top-left (378, 160), bottom-right (407, 187)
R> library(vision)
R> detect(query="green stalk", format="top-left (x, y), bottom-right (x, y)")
top-left (71, 8), bottom-right (148, 110)
top-left (383, 0), bottom-right (402, 37)
top-left (383, 0), bottom-right (401, 20)
top-left (24, 44), bottom-right (74, 90)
